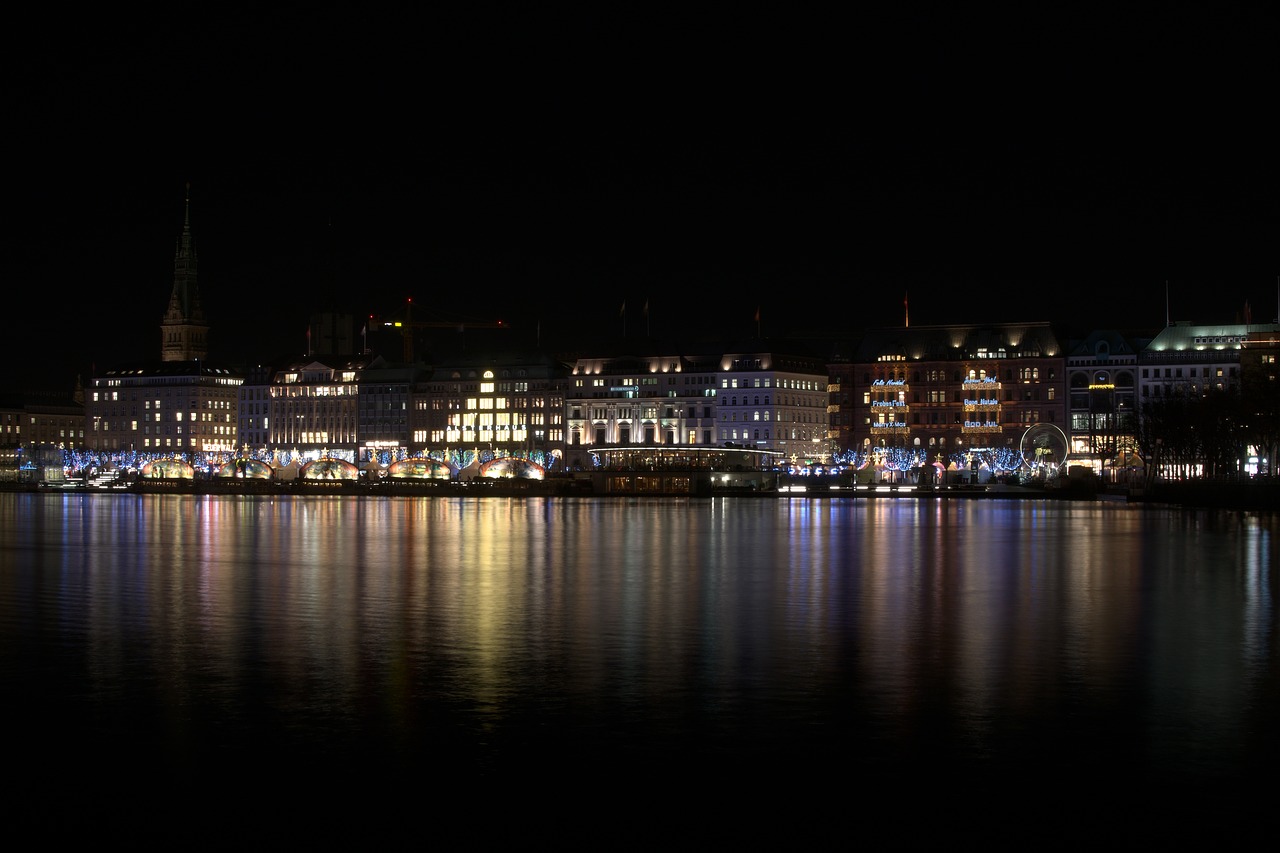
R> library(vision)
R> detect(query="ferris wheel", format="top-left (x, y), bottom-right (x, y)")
top-left (1019, 423), bottom-right (1069, 472)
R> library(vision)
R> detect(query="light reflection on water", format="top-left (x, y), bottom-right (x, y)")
top-left (1, 493), bottom-right (1275, 841)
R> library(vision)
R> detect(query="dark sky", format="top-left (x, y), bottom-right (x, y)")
top-left (7, 8), bottom-right (1277, 391)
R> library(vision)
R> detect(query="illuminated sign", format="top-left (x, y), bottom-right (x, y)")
top-left (871, 379), bottom-right (905, 386)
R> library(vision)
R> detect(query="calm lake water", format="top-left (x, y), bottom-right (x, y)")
top-left (2, 492), bottom-right (1275, 845)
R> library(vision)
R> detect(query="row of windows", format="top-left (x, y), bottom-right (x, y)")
top-left (867, 411), bottom-right (1053, 425)
top-left (865, 389), bottom-right (1056, 403)
top-left (869, 367), bottom-right (1056, 384)
top-left (1141, 367), bottom-right (1234, 379)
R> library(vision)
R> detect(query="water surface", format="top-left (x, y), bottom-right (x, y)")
top-left (2, 493), bottom-right (1274, 844)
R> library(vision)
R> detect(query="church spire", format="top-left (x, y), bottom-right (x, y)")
top-left (161, 182), bottom-right (209, 362)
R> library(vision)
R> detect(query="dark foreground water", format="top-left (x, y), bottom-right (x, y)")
top-left (2, 492), bottom-right (1276, 846)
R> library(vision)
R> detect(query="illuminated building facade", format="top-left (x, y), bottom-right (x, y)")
top-left (824, 343), bottom-right (855, 457)
top-left (357, 360), bottom-right (427, 460)
top-left (419, 351), bottom-right (567, 460)
top-left (1138, 322), bottom-right (1252, 399)
top-left (563, 348), bottom-right (721, 470)
top-left (838, 323), bottom-right (1066, 457)
top-left (87, 363), bottom-right (242, 453)
top-left (1066, 330), bottom-right (1149, 466)
top-left (562, 343), bottom-right (828, 469)
top-left (236, 363), bottom-right (275, 451)
top-left (0, 390), bottom-right (86, 451)
top-left (263, 355), bottom-right (367, 455)
top-left (1139, 320), bottom-right (1280, 478)
top-left (86, 193), bottom-right (242, 454)
top-left (1240, 324), bottom-right (1279, 476)
top-left (716, 347), bottom-right (830, 459)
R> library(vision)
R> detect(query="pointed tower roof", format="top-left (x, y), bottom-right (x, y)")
top-left (161, 182), bottom-right (210, 362)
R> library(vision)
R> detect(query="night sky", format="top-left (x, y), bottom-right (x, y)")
top-left (7, 8), bottom-right (1277, 392)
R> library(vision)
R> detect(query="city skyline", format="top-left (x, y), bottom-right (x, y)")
top-left (9, 9), bottom-right (1276, 390)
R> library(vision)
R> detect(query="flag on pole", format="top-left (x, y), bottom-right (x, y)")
top-left (620, 301), bottom-right (626, 317)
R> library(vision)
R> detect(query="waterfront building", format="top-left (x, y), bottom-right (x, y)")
top-left (86, 361), bottom-right (242, 454)
top-left (246, 313), bottom-right (416, 460)
top-left (1138, 320), bottom-right (1280, 478)
top-left (419, 349), bottom-right (567, 464)
top-left (824, 340), bottom-right (856, 459)
top-left (838, 322), bottom-right (1067, 460)
top-left (561, 341), bottom-right (825, 469)
top-left (716, 344), bottom-right (831, 461)
top-left (1138, 321), bottom-right (1251, 399)
top-left (1240, 323), bottom-right (1279, 476)
top-left (563, 345), bottom-right (721, 470)
top-left (236, 362), bottom-right (276, 452)
top-left (358, 359), bottom-right (428, 461)
top-left (1065, 329), bottom-right (1152, 472)
top-left (261, 353), bottom-right (370, 457)
top-left (0, 389), bottom-right (85, 452)
top-left (85, 192), bottom-right (242, 454)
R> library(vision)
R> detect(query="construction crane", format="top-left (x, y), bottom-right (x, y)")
top-left (372, 298), bottom-right (506, 363)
